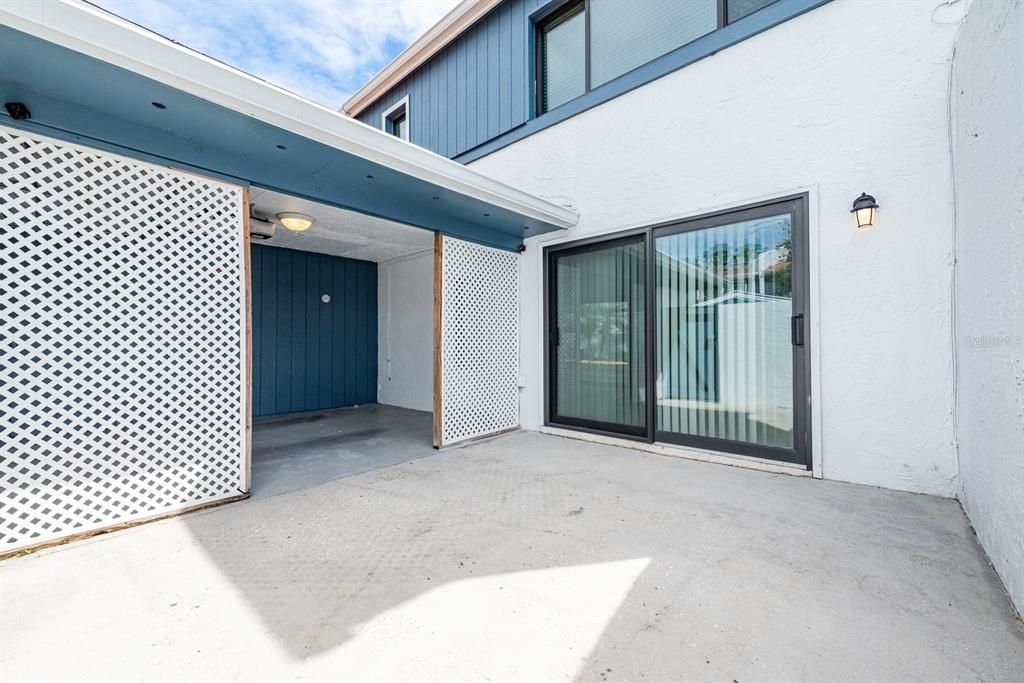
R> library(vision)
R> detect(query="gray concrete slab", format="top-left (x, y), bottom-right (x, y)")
top-left (1, 431), bottom-right (1021, 681)
top-left (252, 403), bottom-right (434, 498)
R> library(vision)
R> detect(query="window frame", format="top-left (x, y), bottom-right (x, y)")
top-left (381, 96), bottom-right (410, 141)
top-left (535, 0), bottom-right (778, 116)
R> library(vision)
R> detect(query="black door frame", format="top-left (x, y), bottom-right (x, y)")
top-left (543, 193), bottom-right (811, 468)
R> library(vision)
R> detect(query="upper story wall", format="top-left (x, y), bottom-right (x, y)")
top-left (355, 0), bottom-right (829, 161)
top-left (357, 0), bottom-right (536, 160)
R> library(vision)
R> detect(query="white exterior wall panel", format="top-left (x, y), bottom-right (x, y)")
top-left (951, 0), bottom-right (1024, 617)
top-left (470, 0), bottom-right (962, 495)
top-left (378, 249), bottom-right (435, 413)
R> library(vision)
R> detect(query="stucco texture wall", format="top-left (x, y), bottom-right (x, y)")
top-left (952, 0), bottom-right (1024, 616)
top-left (469, 0), bottom-right (963, 495)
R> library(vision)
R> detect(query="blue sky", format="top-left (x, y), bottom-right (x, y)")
top-left (94, 0), bottom-right (460, 108)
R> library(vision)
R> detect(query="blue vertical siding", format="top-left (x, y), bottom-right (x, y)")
top-left (357, 0), bottom-right (539, 159)
top-left (252, 245), bottom-right (377, 418)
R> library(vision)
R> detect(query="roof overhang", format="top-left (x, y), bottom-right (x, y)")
top-left (0, 0), bottom-right (576, 251)
top-left (342, 0), bottom-right (499, 117)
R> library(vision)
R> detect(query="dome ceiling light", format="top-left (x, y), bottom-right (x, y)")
top-left (276, 212), bottom-right (314, 232)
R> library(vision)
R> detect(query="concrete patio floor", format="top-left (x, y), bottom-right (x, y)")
top-left (251, 404), bottom-right (434, 498)
top-left (1, 431), bottom-right (1021, 681)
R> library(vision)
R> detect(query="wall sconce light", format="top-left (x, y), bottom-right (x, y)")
top-left (851, 192), bottom-right (879, 228)
top-left (276, 212), bottom-right (314, 232)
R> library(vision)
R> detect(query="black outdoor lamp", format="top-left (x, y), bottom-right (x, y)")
top-left (851, 192), bottom-right (879, 228)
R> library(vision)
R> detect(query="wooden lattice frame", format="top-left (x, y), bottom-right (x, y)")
top-left (0, 127), bottom-right (249, 553)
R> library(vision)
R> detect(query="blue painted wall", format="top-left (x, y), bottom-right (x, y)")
top-left (252, 245), bottom-right (377, 417)
top-left (356, 0), bottom-right (830, 163)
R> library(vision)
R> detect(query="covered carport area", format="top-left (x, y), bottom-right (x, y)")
top-left (246, 189), bottom-right (439, 499)
top-left (0, 0), bottom-right (577, 553)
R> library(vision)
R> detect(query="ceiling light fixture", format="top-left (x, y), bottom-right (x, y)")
top-left (276, 212), bottom-right (314, 232)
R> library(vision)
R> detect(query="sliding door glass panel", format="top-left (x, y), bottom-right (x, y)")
top-left (655, 214), bottom-right (793, 449)
top-left (552, 239), bottom-right (646, 432)
top-left (590, 0), bottom-right (717, 88)
top-left (540, 4), bottom-right (587, 113)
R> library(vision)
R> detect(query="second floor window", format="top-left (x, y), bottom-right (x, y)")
top-left (539, 2), bottom-right (586, 113)
top-left (383, 98), bottom-right (409, 141)
top-left (538, 0), bottom-right (779, 114)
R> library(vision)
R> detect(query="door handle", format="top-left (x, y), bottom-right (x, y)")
top-left (791, 314), bottom-right (804, 347)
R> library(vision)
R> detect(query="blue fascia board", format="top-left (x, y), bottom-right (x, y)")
top-left (455, 0), bottom-right (831, 164)
top-left (0, 25), bottom-right (541, 252)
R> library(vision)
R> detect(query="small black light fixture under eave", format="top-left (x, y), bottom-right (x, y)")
top-left (851, 192), bottom-right (879, 228)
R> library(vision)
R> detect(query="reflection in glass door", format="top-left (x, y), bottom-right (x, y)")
top-left (654, 210), bottom-right (801, 460)
top-left (549, 237), bottom-right (646, 435)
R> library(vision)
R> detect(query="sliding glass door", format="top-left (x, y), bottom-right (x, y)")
top-left (548, 236), bottom-right (647, 436)
top-left (546, 197), bottom-right (809, 465)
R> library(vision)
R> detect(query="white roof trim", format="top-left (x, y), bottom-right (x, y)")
top-left (342, 0), bottom-right (500, 117)
top-left (0, 0), bottom-right (577, 230)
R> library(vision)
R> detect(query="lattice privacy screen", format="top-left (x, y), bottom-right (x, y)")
top-left (438, 236), bottom-right (519, 445)
top-left (0, 127), bottom-right (248, 552)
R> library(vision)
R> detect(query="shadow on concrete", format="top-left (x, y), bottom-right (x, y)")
top-left (178, 430), bottom-right (1024, 679)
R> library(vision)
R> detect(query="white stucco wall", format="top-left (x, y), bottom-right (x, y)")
top-left (952, 0), bottom-right (1023, 616)
top-left (378, 249), bottom-right (434, 412)
top-left (470, 0), bottom-right (964, 495)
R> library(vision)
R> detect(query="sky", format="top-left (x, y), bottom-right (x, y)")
top-left (93, 0), bottom-right (461, 108)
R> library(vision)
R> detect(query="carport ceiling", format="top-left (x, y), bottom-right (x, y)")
top-left (250, 188), bottom-right (434, 263)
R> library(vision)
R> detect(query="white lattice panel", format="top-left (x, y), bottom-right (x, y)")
top-left (439, 236), bottom-right (519, 445)
top-left (0, 127), bottom-right (247, 552)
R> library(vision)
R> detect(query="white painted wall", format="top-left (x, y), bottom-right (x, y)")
top-left (470, 0), bottom-right (964, 495)
top-left (378, 249), bottom-right (434, 412)
top-left (952, 0), bottom-right (1024, 616)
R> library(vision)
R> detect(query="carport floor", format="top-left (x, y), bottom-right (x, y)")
top-left (2, 431), bottom-right (1022, 681)
top-left (252, 403), bottom-right (434, 499)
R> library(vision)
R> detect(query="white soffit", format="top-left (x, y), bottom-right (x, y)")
top-left (0, 0), bottom-right (578, 231)
top-left (250, 188), bottom-right (434, 263)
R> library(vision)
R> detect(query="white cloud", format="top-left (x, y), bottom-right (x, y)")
top-left (93, 0), bottom-right (461, 107)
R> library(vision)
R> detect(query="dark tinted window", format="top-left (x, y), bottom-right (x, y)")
top-left (392, 112), bottom-right (407, 140)
top-left (539, 2), bottom-right (586, 113)
top-left (590, 0), bottom-right (716, 87)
